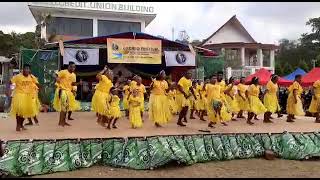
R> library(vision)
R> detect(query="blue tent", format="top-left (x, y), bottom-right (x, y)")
top-left (282, 68), bottom-right (307, 81)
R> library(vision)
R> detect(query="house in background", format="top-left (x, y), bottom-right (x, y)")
top-left (201, 15), bottom-right (278, 79)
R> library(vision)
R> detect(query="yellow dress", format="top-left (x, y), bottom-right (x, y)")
top-left (129, 95), bottom-right (143, 128)
top-left (206, 83), bottom-right (232, 123)
top-left (107, 95), bottom-right (121, 118)
top-left (168, 89), bottom-right (178, 114)
top-left (218, 80), bottom-right (230, 111)
top-left (309, 80), bottom-right (320, 113)
top-left (287, 81), bottom-right (305, 116)
top-left (225, 84), bottom-right (240, 113)
top-left (236, 83), bottom-right (249, 111)
top-left (189, 87), bottom-right (199, 110)
top-left (91, 75), bottom-right (113, 115)
top-left (248, 84), bottom-right (267, 115)
top-left (122, 85), bottom-right (130, 110)
top-left (197, 84), bottom-right (206, 111)
top-left (10, 74), bottom-right (40, 118)
top-left (176, 77), bottom-right (192, 112)
top-left (31, 77), bottom-right (41, 116)
top-left (130, 81), bottom-right (146, 112)
top-left (53, 70), bottom-right (81, 112)
top-left (263, 80), bottom-right (281, 113)
top-left (149, 80), bottom-right (171, 125)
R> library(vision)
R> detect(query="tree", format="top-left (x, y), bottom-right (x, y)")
top-left (0, 31), bottom-right (37, 58)
top-left (299, 60), bottom-right (310, 72)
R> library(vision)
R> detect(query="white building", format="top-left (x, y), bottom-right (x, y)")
top-left (201, 15), bottom-right (278, 79)
top-left (28, 2), bottom-right (156, 42)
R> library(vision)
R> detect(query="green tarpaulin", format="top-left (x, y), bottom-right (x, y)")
top-left (197, 55), bottom-right (225, 78)
top-left (1, 132), bottom-right (320, 177)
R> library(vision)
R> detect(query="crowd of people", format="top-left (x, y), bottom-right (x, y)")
top-left (8, 61), bottom-right (320, 132)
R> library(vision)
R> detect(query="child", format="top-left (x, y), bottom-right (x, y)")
top-left (106, 87), bottom-right (121, 129)
top-left (129, 89), bottom-right (143, 128)
top-left (189, 81), bottom-right (199, 119)
top-left (122, 80), bottom-right (131, 118)
top-left (168, 83), bottom-right (178, 115)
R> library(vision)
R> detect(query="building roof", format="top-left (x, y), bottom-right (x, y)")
top-left (201, 15), bottom-right (257, 46)
top-left (45, 31), bottom-right (191, 51)
top-left (28, 2), bottom-right (157, 26)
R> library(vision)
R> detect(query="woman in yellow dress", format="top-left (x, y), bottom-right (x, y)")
top-left (189, 81), bottom-right (199, 119)
top-left (10, 64), bottom-right (40, 131)
top-left (225, 77), bottom-right (240, 121)
top-left (167, 82), bottom-right (178, 115)
top-left (149, 70), bottom-right (170, 127)
top-left (53, 62), bottom-right (81, 127)
top-left (176, 72), bottom-right (194, 126)
top-left (236, 77), bottom-right (249, 118)
top-left (308, 80), bottom-right (320, 123)
top-left (197, 80), bottom-right (207, 121)
top-left (122, 80), bottom-right (131, 117)
top-left (91, 66), bottom-right (113, 127)
top-left (25, 75), bottom-right (41, 126)
top-left (246, 77), bottom-right (267, 125)
top-left (287, 74), bottom-right (305, 122)
top-left (129, 89), bottom-right (143, 128)
top-left (206, 74), bottom-right (232, 128)
top-left (263, 75), bottom-right (281, 123)
top-left (106, 87), bottom-right (121, 129)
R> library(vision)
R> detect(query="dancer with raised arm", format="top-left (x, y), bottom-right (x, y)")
top-left (91, 66), bottom-right (113, 127)
top-left (149, 70), bottom-right (170, 127)
top-left (53, 61), bottom-right (81, 127)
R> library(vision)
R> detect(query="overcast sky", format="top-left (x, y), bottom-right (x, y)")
top-left (0, 2), bottom-right (320, 44)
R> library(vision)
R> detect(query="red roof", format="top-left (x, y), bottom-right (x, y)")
top-left (301, 67), bottom-right (320, 87)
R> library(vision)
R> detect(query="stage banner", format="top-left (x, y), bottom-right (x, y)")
top-left (63, 48), bottom-right (99, 65)
top-left (107, 38), bottom-right (161, 64)
top-left (164, 51), bottom-right (195, 66)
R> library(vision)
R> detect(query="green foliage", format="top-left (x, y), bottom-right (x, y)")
top-left (276, 17), bottom-right (320, 75)
top-left (0, 31), bottom-right (37, 57)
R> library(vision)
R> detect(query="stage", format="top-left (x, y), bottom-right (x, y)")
top-left (1, 112), bottom-right (320, 140)
top-left (1, 112), bottom-right (320, 177)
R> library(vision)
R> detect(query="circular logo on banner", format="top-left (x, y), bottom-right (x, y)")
top-left (176, 52), bottom-right (187, 65)
top-left (75, 50), bottom-right (89, 63)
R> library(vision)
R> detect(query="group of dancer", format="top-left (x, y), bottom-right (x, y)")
top-left (8, 61), bottom-right (320, 131)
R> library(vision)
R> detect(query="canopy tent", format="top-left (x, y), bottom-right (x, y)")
top-left (282, 68), bottom-right (306, 81)
top-left (301, 67), bottom-right (320, 87)
top-left (244, 68), bottom-right (290, 86)
top-left (277, 77), bottom-right (293, 87)
top-left (244, 68), bottom-right (272, 85)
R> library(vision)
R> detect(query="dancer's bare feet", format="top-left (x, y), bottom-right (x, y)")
top-left (177, 122), bottom-right (186, 127)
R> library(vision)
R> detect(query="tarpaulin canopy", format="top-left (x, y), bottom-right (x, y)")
top-left (277, 78), bottom-right (293, 87)
top-left (49, 31), bottom-right (190, 51)
top-left (282, 68), bottom-right (306, 81)
top-left (244, 68), bottom-right (289, 86)
top-left (244, 68), bottom-right (272, 85)
top-left (301, 67), bottom-right (320, 87)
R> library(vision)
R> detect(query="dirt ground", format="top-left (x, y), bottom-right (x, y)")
top-left (0, 112), bottom-right (319, 140)
top-left (31, 158), bottom-right (320, 178)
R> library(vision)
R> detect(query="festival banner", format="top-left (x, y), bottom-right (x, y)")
top-left (164, 51), bottom-right (196, 67)
top-left (107, 38), bottom-right (161, 64)
top-left (63, 48), bottom-right (99, 65)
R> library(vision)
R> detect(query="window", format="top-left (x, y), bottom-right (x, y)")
top-left (98, 20), bottom-right (141, 36)
top-left (47, 17), bottom-right (93, 37)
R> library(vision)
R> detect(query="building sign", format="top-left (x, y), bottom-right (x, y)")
top-left (107, 38), bottom-right (161, 64)
top-left (29, 2), bottom-right (155, 14)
